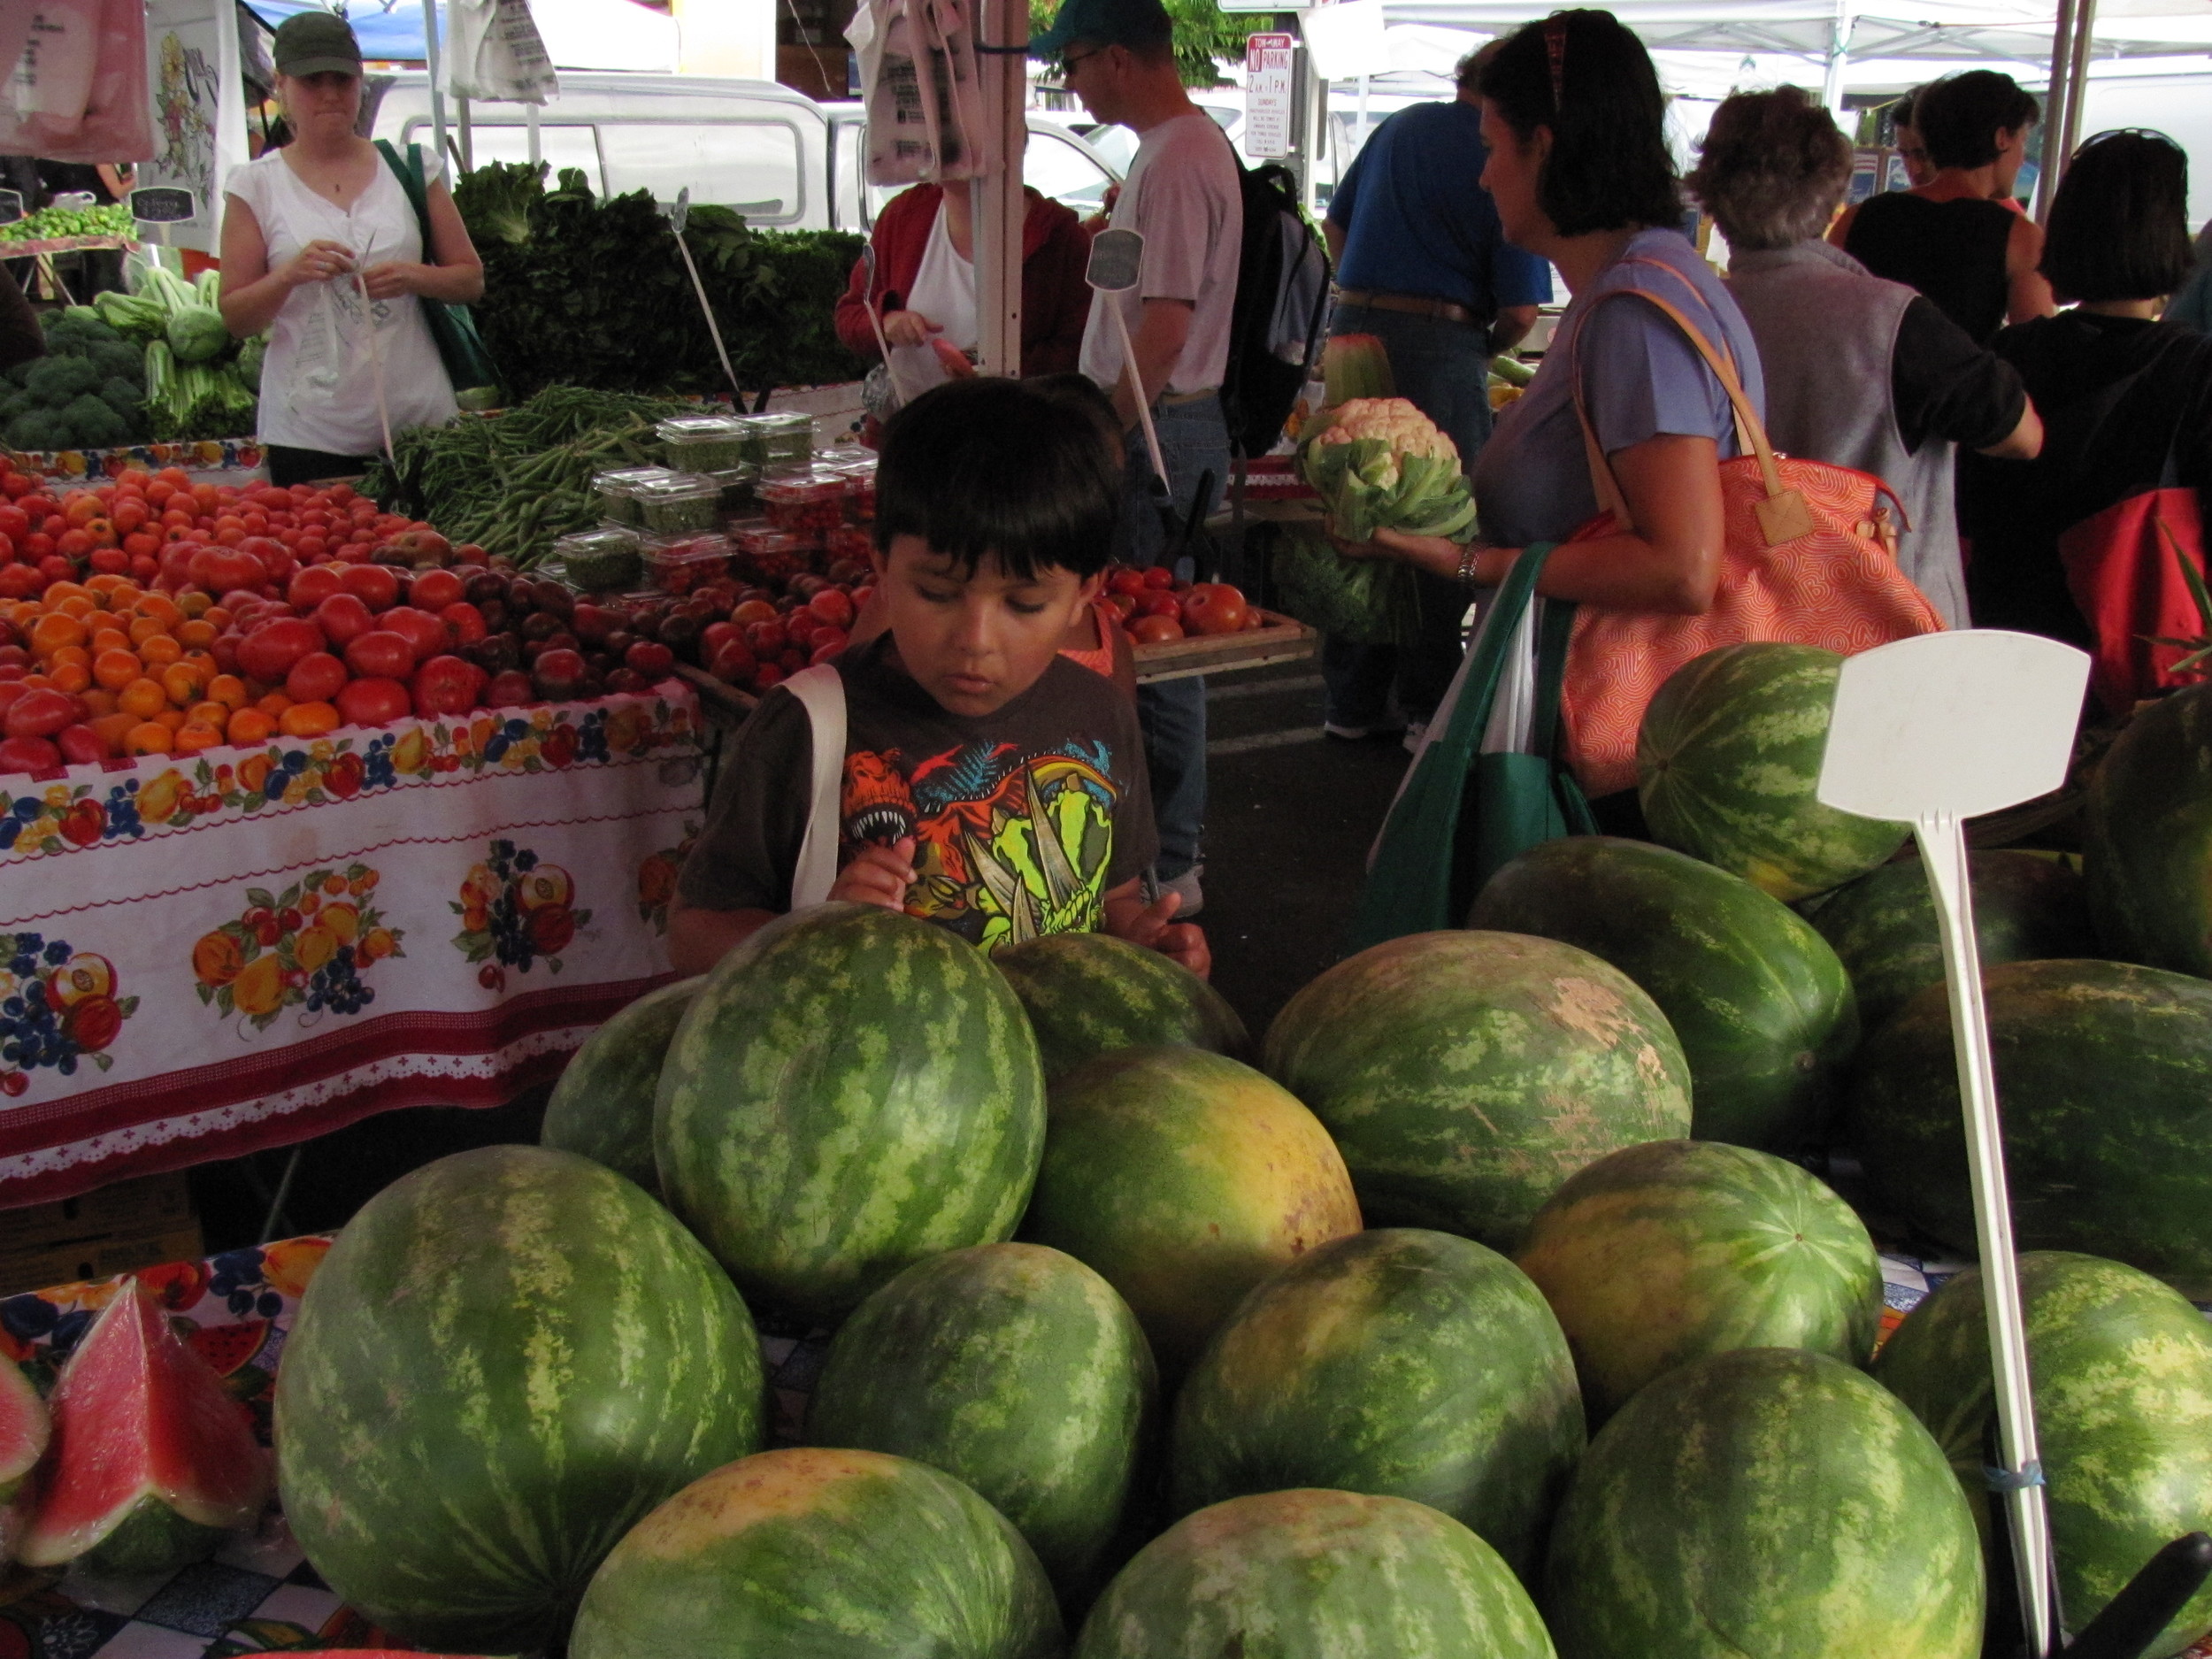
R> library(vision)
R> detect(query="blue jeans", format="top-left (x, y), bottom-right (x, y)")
top-left (1120, 394), bottom-right (1231, 879)
top-left (1319, 305), bottom-right (1495, 728)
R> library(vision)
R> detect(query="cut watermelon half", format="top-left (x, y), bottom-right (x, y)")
top-left (19, 1279), bottom-right (270, 1576)
top-left (0, 1351), bottom-right (49, 1559)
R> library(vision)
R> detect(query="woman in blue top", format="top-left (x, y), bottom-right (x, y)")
top-left (1341, 8), bottom-right (1762, 619)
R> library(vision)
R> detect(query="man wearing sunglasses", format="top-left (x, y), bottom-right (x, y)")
top-left (1032, 0), bottom-right (1241, 919)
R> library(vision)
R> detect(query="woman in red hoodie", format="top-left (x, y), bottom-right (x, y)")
top-left (833, 178), bottom-right (1094, 393)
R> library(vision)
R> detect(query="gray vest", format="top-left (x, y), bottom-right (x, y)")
top-left (1724, 240), bottom-right (1968, 627)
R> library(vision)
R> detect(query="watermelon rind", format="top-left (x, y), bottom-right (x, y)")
top-left (74, 1494), bottom-right (230, 1578)
top-left (1170, 1227), bottom-right (1584, 1581)
top-left (1543, 1347), bottom-right (1984, 1659)
top-left (2083, 680), bottom-right (2212, 976)
top-left (0, 1356), bottom-right (47, 1559)
top-left (1073, 1488), bottom-right (1557, 1659)
top-left (994, 932), bottom-right (1248, 1080)
top-left (274, 1146), bottom-right (766, 1654)
top-left (1513, 1140), bottom-right (1883, 1424)
top-left (1262, 931), bottom-right (1691, 1251)
top-left (1469, 836), bottom-right (1858, 1151)
top-left (540, 974), bottom-right (703, 1194)
top-left (1873, 1251), bottom-right (2212, 1656)
top-left (567, 1448), bottom-right (1064, 1659)
top-left (1637, 642), bottom-right (1911, 902)
top-left (804, 1242), bottom-right (1158, 1605)
top-left (1809, 849), bottom-right (2093, 1033)
top-left (1847, 958), bottom-right (2212, 1294)
top-left (1019, 1046), bottom-right (1362, 1376)
top-left (655, 903), bottom-right (1047, 1322)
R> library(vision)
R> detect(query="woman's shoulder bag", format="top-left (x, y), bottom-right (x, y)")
top-left (373, 139), bottom-right (502, 408)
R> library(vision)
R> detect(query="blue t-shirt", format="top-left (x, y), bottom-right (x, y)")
top-left (1472, 228), bottom-right (1765, 549)
top-left (1327, 100), bottom-right (1553, 317)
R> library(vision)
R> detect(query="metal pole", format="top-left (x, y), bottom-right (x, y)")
top-left (457, 95), bottom-right (474, 172)
top-left (2035, 0), bottom-right (2079, 219)
top-left (1819, 0), bottom-right (1854, 116)
top-left (2059, 0), bottom-right (2098, 174)
top-left (974, 0), bottom-right (1025, 376)
top-left (423, 0), bottom-right (450, 170)
top-left (527, 101), bottom-right (541, 165)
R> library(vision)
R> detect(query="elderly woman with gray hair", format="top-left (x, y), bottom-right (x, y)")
top-left (1687, 87), bottom-right (2042, 625)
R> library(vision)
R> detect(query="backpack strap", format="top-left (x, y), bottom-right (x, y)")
top-left (374, 139), bottom-right (437, 261)
top-left (780, 664), bottom-right (848, 910)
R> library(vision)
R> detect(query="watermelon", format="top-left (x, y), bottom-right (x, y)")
top-left (1074, 1488), bottom-right (1555, 1658)
top-left (540, 974), bottom-right (701, 1194)
top-left (2085, 681), bottom-right (2212, 976)
top-left (656, 903), bottom-right (1046, 1323)
top-left (0, 1356), bottom-right (43, 1559)
top-left (1513, 1140), bottom-right (1882, 1423)
top-left (1169, 1227), bottom-right (1583, 1580)
top-left (1637, 642), bottom-right (1911, 901)
top-left (1469, 836), bottom-right (1858, 1151)
top-left (19, 1279), bottom-right (265, 1576)
top-left (1810, 849), bottom-right (2093, 1033)
top-left (1874, 1251), bottom-right (2212, 1655)
top-left (567, 1448), bottom-right (1063, 1659)
top-left (1262, 931), bottom-right (1691, 1251)
top-left (274, 1146), bottom-right (765, 1653)
top-left (804, 1242), bottom-right (1157, 1603)
top-left (1847, 958), bottom-right (2212, 1294)
top-left (1543, 1348), bottom-right (1984, 1659)
top-left (994, 932), bottom-right (1248, 1079)
top-left (1019, 1046), bottom-right (1361, 1375)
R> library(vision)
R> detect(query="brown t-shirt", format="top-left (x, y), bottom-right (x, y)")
top-left (679, 634), bottom-right (1160, 953)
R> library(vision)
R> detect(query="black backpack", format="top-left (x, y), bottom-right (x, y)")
top-left (1221, 154), bottom-right (1332, 459)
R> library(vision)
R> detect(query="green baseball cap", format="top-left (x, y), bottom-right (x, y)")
top-left (1029, 0), bottom-right (1173, 59)
top-left (273, 11), bottom-right (364, 76)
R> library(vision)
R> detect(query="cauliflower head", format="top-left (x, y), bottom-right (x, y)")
top-left (1300, 396), bottom-right (1476, 543)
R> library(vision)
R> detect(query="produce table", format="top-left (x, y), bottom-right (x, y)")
top-left (0, 684), bottom-right (706, 1206)
top-left (0, 235), bottom-right (139, 259)
top-left (1, 436), bottom-right (265, 484)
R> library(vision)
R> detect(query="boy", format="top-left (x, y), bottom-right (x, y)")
top-left (670, 377), bottom-right (1208, 978)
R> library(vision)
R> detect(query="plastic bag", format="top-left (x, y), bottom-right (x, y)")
top-left (0, 0), bottom-right (153, 163)
top-left (442, 0), bottom-right (557, 104)
top-left (848, 0), bottom-right (983, 186)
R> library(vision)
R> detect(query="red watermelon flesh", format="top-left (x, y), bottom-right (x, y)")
top-left (0, 1354), bottom-right (49, 1558)
top-left (20, 1279), bottom-right (271, 1575)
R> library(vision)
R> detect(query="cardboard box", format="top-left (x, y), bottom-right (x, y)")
top-left (0, 1172), bottom-right (204, 1296)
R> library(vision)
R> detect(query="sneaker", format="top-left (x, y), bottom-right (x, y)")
top-left (1158, 866), bottom-right (1204, 918)
top-left (1402, 720), bottom-right (1428, 754)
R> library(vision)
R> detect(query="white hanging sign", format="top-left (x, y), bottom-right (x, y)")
top-left (1244, 32), bottom-right (1295, 161)
top-left (138, 0), bottom-right (246, 255)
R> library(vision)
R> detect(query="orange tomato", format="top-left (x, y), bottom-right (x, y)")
top-left (117, 678), bottom-right (167, 719)
top-left (46, 644), bottom-right (88, 672)
top-left (153, 708), bottom-right (187, 733)
top-left (89, 712), bottom-right (137, 754)
top-left (77, 687), bottom-right (118, 718)
top-left (160, 662), bottom-right (205, 707)
top-left (127, 614), bottom-right (169, 647)
top-left (175, 618), bottom-right (217, 649)
top-left (185, 699), bottom-right (229, 728)
top-left (175, 592), bottom-right (210, 619)
top-left (191, 483), bottom-right (220, 516)
top-left (201, 603), bottom-right (229, 628)
top-left (136, 593), bottom-right (182, 626)
top-left (46, 661), bottom-right (90, 695)
top-left (122, 721), bottom-right (174, 755)
top-left (255, 690), bottom-right (293, 717)
top-left (206, 673), bottom-right (249, 710)
top-left (93, 649), bottom-right (142, 689)
top-left (139, 634), bottom-right (182, 668)
top-left (174, 721), bottom-right (225, 755)
top-left (225, 706), bottom-right (276, 745)
top-left (43, 581), bottom-right (91, 606)
top-left (28, 612), bottom-right (86, 656)
top-left (63, 495), bottom-right (103, 530)
top-left (84, 572), bottom-right (131, 598)
top-left (278, 701), bottom-right (339, 738)
top-left (88, 628), bottom-right (130, 656)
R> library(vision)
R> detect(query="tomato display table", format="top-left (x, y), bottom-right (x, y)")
top-left (0, 683), bottom-right (705, 1205)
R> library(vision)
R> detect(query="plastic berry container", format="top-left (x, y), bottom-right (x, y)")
top-left (739, 411), bottom-right (816, 477)
top-left (759, 473), bottom-right (849, 537)
top-left (547, 526), bottom-right (644, 593)
top-left (631, 474), bottom-right (726, 536)
top-left (591, 465), bottom-right (674, 527)
top-left (657, 415), bottom-right (751, 475)
top-left (824, 523), bottom-right (875, 564)
top-left (641, 533), bottom-right (733, 595)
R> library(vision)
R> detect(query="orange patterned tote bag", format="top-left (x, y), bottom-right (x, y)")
top-left (1556, 272), bottom-right (1946, 796)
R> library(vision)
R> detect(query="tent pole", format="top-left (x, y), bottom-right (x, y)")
top-left (1820, 0), bottom-right (1854, 115)
top-left (457, 95), bottom-right (474, 172)
top-left (974, 0), bottom-right (1025, 376)
top-left (2035, 0), bottom-right (2078, 219)
top-left (527, 102), bottom-right (541, 165)
top-left (424, 0), bottom-right (449, 170)
top-left (2058, 0), bottom-right (2098, 178)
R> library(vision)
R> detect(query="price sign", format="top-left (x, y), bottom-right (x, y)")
top-left (1245, 32), bottom-right (1296, 161)
top-left (130, 188), bottom-right (199, 225)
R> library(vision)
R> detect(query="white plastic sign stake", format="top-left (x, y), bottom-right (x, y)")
top-left (858, 241), bottom-right (912, 407)
top-left (1087, 227), bottom-right (1168, 485)
top-left (1818, 629), bottom-right (2091, 1658)
top-left (662, 189), bottom-right (744, 400)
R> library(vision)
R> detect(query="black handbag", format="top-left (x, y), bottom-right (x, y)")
top-left (373, 139), bottom-right (501, 407)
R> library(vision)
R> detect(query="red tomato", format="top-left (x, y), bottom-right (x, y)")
top-left (56, 723), bottom-right (107, 765)
top-left (411, 654), bottom-right (479, 718)
top-left (0, 505), bottom-right (27, 541)
top-left (483, 669), bottom-right (535, 707)
top-left (442, 601), bottom-right (488, 646)
top-left (5, 687), bottom-right (82, 740)
top-left (1106, 567), bottom-right (1147, 597)
top-left (188, 543), bottom-right (266, 595)
top-left (0, 735), bottom-right (60, 776)
top-left (336, 676), bottom-right (412, 728)
top-left (285, 651), bottom-right (349, 704)
top-left (745, 619), bottom-right (787, 657)
top-left (379, 604), bottom-right (451, 661)
top-left (1141, 592), bottom-right (1183, 618)
top-left (240, 534), bottom-right (290, 579)
top-left (345, 630), bottom-right (418, 680)
top-left (1102, 591), bottom-right (1137, 621)
top-left (1127, 614), bottom-right (1184, 644)
top-left (312, 592), bottom-right (375, 647)
top-left (753, 663), bottom-right (784, 692)
top-left (624, 640), bottom-right (676, 679)
top-left (701, 620), bottom-right (745, 659)
top-left (708, 640), bottom-right (757, 683)
top-left (339, 563), bottom-right (401, 611)
top-left (1141, 565), bottom-right (1176, 588)
top-left (409, 567), bottom-right (465, 611)
top-left (288, 565), bottom-right (343, 609)
top-left (236, 617), bottom-right (327, 684)
top-left (1180, 582), bottom-right (1249, 636)
top-left (807, 588), bottom-right (856, 628)
top-left (810, 626), bottom-right (850, 660)
top-left (531, 648), bottom-right (588, 700)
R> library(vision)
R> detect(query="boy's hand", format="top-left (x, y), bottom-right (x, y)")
top-left (1106, 888), bottom-right (1212, 980)
top-left (828, 836), bottom-right (917, 912)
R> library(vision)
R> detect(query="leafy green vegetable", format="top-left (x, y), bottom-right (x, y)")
top-left (1271, 525), bottom-right (1418, 645)
top-left (165, 306), bottom-right (231, 364)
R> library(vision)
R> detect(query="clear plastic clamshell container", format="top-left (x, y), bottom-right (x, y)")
top-left (737, 411), bottom-right (815, 477)
top-left (630, 474), bottom-right (725, 536)
top-left (758, 472), bottom-right (849, 537)
top-left (641, 532), bottom-right (732, 595)
top-left (656, 414), bottom-right (752, 476)
top-left (547, 526), bottom-right (644, 593)
top-left (591, 465), bottom-right (675, 527)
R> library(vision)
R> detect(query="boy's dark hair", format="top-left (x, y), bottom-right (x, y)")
top-left (874, 377), bottom-right (1121, 581)
top-left (1479, 10), bottom-right (1680, 236)
top-left (2040, 128), bottom-right (2195, 303)
top-left (1916, 71), bottom-right (2039, 170)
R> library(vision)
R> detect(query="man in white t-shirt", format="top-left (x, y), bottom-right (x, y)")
top-left (1034, 0), bottom-right (1242, 914)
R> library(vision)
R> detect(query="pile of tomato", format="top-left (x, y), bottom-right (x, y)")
top-left (1101, 565), bottom-right (1264, 644)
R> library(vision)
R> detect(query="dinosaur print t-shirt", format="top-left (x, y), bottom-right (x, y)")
top-left (678, 634), bottom-right (1159, 951)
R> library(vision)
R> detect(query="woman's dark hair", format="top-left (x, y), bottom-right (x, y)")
top-left (1915, 71), bottom-right (2039, 170)
top-left (1478, 9), bottom-right (1680, 236)
top-left (1687, 87), bottom-right (1853, 251)
top-left (874, 377), bottom-right (1121, 581)
top-left (2040, 128), bottom-right (2194, 303)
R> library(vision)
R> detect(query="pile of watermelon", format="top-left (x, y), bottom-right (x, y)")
top-left (58, 638), bottom-right (2212, 1655)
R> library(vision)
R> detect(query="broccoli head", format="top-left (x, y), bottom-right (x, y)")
top-left (89, 340), bottom-right (142, 382)
top-left (24, 355), bottom-right (101, 403)
top-left (61, 394), bottom-right (127, 449)
top-left (0, 393), bottom-right (27, 424)
top-left (4, 411), bottom-right (68, 452)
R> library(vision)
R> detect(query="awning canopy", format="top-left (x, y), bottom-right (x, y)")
top-left (242, 0), bottom-right (680, 73)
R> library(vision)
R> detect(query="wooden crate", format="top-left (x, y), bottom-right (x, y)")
top-left (1132, 610), bottom-right (1318, 685)
top-left (0, 1172), bottom-right (204, 1297)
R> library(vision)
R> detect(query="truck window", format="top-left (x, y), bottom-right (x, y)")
top-left (598, 121), bottom-right (805, 223)
top-left (410, 120), bottom-right (604, 195)
top-left (1025, 128), bottom-right (1112, 214)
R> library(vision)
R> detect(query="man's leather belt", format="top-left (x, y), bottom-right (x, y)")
top-left (1335, 288), bottom-right (1483, 326)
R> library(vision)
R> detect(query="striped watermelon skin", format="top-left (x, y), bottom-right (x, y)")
top-left (1848, 958), bottom-right (2212, 1294)
top-left (567, 1448), bottom-right (1063, 1659)
top-left (1263, 932), bottom-right (1691, 1252)
top-left (0, 1353), bottom-right (45, 1561)
top-left (274, 1146), bottom-right (765, 1655)
top-left (2084, 683), bottom-right (2212, 976)
top-left (804, 1243), bottom-right (1157, 1603)
top-left (994, 932), bottom-right (1248, 1079)
top-left (540, 975), bottom-right (702, 1194)
top-left (1637, 643), bottom-right (1910, 902)
top-left (1020, 1047), bottom-right (1362, 1376)
top-left (1170, 1228), bottom-right (1583, 1580)
top-left (1544, 1348), bottom-right (1984, 1659)
top-left (1075, 1488), bottom-right (1556, 1659)
top-left (1513, 1140), bottom-right (1882, 1423)
top-left (1809, 850), bottom-right (2093, 1033)
top-left (655, 903), bottom-right (1046, 1322)
top-left (1874, 1252), bottom-right (2212, 1656)
top-left (1470, 836), bottom-right (1858, 1151)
